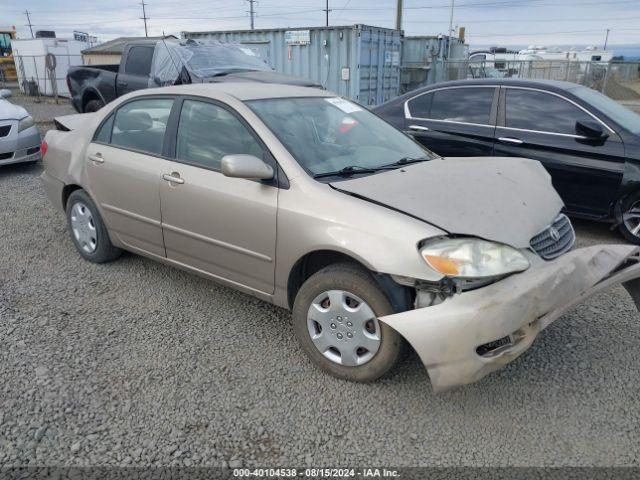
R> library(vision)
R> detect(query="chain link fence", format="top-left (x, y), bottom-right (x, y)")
top-left (438, 59), bottom-right (640, 102)
top-left (0, 53), bottom-right (84, 102)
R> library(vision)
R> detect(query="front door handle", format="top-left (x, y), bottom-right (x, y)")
top-left (117, 81), bottom-right (128, 87)
top-left (409, 125), bottom-right (430, 132)
top-left (88, 153), bottom-right (104, 163)
top-left (162, 172), bottom-right (184, 185)
top-left (498, 137), bottom-right (524, 145)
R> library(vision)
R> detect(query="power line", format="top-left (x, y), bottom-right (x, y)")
top-left (23, 10), bottom-right (34, 38)
top-left (403, 15), bottom-right (640, 24)
top-left (140, 0), bottom-right (149, 37)
top-left (466, 27), bottom-right (640, 37)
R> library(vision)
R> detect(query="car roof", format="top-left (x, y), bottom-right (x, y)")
top-left (422, 78), bottom-right (582, 91)
top-left (138, 83), bottom-right (335, 101)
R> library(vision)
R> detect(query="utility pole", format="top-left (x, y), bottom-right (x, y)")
top-left (323, 0), bottom-right (331, 27)
top-left (395, 0), bottom-right (403, 31)
top-left (446, 0), bottom-right (455, 60)
top-left (603, 28), bottom-right (610, 50)
top-left (140, 0), bottom-right (149, 37)
top-left (23, 10), bottom-right (34, 38)
top-left (247, 0), bottom-right (256, 30)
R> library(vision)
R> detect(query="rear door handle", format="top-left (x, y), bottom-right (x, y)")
top-left (162, 172), bottom-right (184, 185)
top-left (88, 153), bottom-right (104, 163)
top-left (498, 137), bottom-right (524, 145)
top-left (117, 81), bottom-right (128, 87)
top-left (409, 125), bottom-right (430, 132)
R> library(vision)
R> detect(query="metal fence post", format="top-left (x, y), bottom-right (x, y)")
top-left (602, 62), bottom-right (612, 95)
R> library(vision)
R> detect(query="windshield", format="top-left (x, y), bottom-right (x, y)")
top-left (247, 97), bottom-right (436, 178)
top-left (151, 40), bottom-right (272, 86)
top-left (569, 85), bottom-right (640, 135)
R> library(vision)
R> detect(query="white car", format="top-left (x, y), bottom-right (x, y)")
top-left (0, 89), bottom-right (41, 166)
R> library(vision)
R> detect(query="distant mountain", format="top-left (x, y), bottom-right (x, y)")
top-left (470, 43), bottom-right (640, 60)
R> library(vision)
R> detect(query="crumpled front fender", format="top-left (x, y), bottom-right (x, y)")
top-left (379, 245), bottom-right (640, 393)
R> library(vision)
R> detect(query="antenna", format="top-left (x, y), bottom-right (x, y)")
top-left (160, 36), bottom-right (185, 85)
top-left (140, 1), bottom-right (149, 37)
top-left (24, 10), bottom-right (34, 38)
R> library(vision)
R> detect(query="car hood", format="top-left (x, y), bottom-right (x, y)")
top-left (202, 70), bottom-right (322, 88)
top-left (0, 99), bottom-right (28, 121)
top-left (331, 156), bottom-right (564, 249)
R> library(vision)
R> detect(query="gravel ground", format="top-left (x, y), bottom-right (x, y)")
top-left (0, 97), bottom-right (639, 468)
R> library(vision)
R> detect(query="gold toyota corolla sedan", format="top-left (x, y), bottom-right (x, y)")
top-left (41, 83), bottom-right (640, 392)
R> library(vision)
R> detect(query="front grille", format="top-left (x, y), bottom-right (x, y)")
top-left (0, 152), bottom-right (13, 160)
top-left (530, 214), bottom-right (575, 260)
top-left (0, 125), bottom-right (10, 138)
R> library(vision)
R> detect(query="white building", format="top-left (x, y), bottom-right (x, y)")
top-left (12, 37), bottom-right (86, 97)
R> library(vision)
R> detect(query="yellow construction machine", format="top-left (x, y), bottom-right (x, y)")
top-left (0, 26), bottom-right (18, 82)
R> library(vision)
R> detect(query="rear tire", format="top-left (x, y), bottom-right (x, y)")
top-left (617, 192), bottom-right (640, 245)
top-left (292, 263), bottom-right (404, 382)
top-left (84, 99), bottom-right (104, 113)
top-left (66, 189), bottom-right (121, 263)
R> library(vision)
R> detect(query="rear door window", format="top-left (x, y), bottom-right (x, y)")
top-left (409, 87), bottom-right (495, 125)
top-left (406, 92), bottom-right (433, 119)
top-left (94, 114), bottom-right (114, 143)
top-left (124, 46), bottom-right (154, 76)
top-left (505, 88), bottom-right (595, 135)
top-left (110, 98), bottom-right (173, 155)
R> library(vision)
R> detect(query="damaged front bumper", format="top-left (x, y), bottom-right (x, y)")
top-left (379, 245), bottom-right (640, 393)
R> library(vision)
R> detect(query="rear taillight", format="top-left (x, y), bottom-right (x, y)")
top-left (41, 140), bottom-right (48, 158)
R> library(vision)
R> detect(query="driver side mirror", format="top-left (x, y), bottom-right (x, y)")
top-left (0, 89), bottom-right (12, 99)
top-left (575, 120), bottom-right (608, 143)
top-left (221, 154), bottom-right (274, 180)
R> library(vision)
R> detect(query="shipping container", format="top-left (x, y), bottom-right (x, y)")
top-left (183, 25), bottom-right (402, 106)
top-left (12, 37), bottom-right (85, 97)
top-left (400, 35), bottom-right (468, 93)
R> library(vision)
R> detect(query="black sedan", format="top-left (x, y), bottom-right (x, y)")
top-left (375, 79), bottom-right (640, 243)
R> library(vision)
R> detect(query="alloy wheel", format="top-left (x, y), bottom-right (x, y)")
top-left (623, 200), bottom-right (640, 239)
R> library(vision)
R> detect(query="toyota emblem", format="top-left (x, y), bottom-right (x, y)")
top-left (549, 226), bottom-right (561, 241)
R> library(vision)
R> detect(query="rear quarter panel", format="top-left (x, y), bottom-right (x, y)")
top-left (68, 66), bottom-right (118, 111)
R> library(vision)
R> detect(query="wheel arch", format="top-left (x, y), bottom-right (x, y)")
top-left (61, 184), bottom-right (83, 210)
top-left (286, 249), bottom-right (413, 313)
top-left (81, 88), bottom-right (105, 112)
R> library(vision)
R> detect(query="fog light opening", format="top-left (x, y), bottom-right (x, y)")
top-left (476, 335), bottom-right (513, 358)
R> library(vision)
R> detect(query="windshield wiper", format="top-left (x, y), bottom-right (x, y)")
top-left (377, 156), bottom-right (432, 169)
top-left (313, 165), bottom-right (379, 179)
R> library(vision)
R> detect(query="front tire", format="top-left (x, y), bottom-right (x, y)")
top-left (617, 192), bottom-right (640, 245)
top-left (66, 189), bottom-right (121, 263)
top-left (292, 263), bottom-right (404, 382)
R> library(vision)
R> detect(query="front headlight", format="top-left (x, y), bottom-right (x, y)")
top-left (420, 237), bottom-right (530, 279)
top-left (18, 116), bottom-right (35, 132)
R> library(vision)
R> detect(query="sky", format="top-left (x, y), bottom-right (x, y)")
top-left (4, 0), bottom-right (640, 54)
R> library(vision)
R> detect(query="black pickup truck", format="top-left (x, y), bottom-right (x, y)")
top-left (68, 38), bottom-right (321, 113)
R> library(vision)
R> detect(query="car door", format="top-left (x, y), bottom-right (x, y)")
top-left (404, 86), bottom-right (498, 157)
top-left (86, 96), bottom-right (176, 256)
top-left (117, 45), bottom-right (154, 96)
top-left (494, 87), bottom-right (626, 218)
top-left (159, 97), bottom-right (278, 295)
